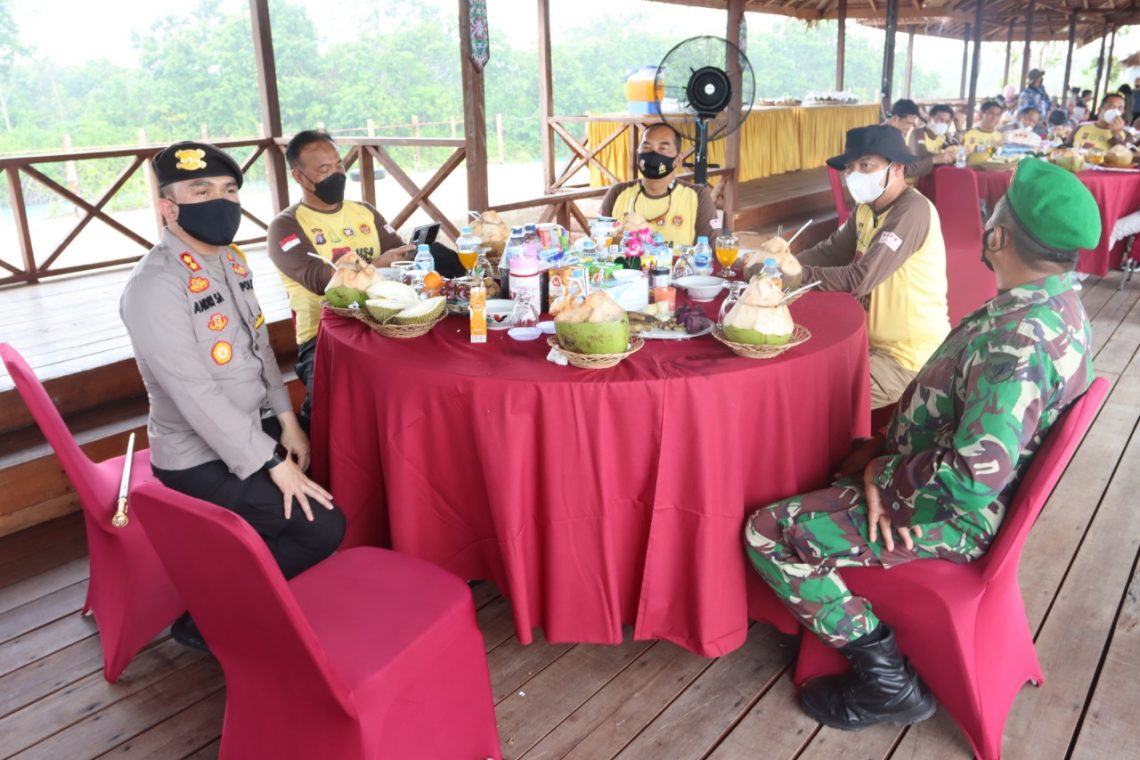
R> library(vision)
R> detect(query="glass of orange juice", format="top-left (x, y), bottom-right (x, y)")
top-left (715, 233), bottom-right (740, 279)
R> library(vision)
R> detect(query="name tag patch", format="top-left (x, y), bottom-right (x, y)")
top-left (879, 231), bottom-right (903, 252)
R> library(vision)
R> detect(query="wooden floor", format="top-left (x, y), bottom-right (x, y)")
top-left (1, 272), bottom-right (1139, 759)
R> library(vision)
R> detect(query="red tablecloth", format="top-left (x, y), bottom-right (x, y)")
top-left (310, 292), bottom-right (870, 657)
top-left (925, 167), bottom-right (1140, 276)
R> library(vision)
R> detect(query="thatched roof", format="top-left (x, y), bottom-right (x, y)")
top-left (649, 1), bottom-right (1140, 46)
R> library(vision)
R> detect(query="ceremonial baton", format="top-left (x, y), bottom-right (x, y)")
top-left (111, 433), bottom-right (135, 528)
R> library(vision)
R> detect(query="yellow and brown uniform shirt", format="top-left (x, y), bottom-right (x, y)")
top-left (795, 187), bottom-right (950, 372)
top-left (120, 228), bottom-right (292, 479)
top-left (1071, 122), bottom-right (1127, 151)
top-left (599, 179), bottom-right (717, 247)
top-left (961, 128), bottom-right (1003, 155)
top-left (268, 199), bottom-right (404, 345)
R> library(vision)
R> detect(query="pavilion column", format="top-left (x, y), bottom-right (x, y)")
top-left (537, 0), bottom-right (554, 194)
top-left (1062, 13), bottom-right (1077, 105)
top-left (459, 0), bottom-right (489, 211)
top-left (836, 0), bottom-right (847, 91)
top-left (880, 0), bottom-right (899, 113)
top-left (723, 0), bottom-right (744, 232)
top-left (1106, 25), bottom-right (1117, 91)
top-left (965, 1), bottom-right (985, 129)
top-left (1020, 0), bottom-right (1036, 91)
top-left (960, 25), bottom-right (970, 99)
top-left (903, 27), bottom-right (915, 99)
top-left (1093, 25), bottom-right (1108, 107)
top-left (249, 0), bottom-right (289, 213)
top-left (1003, 19), bottom-right (1014, 86)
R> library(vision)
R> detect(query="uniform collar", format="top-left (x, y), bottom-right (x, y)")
top-left (985, 272), bottom-right (1074, 319)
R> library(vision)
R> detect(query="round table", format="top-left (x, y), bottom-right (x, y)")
top-left (310, 291), bottom-right (870, 657)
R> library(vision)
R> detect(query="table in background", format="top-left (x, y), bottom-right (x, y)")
top-left (310, 292), bottom-right (870, 657)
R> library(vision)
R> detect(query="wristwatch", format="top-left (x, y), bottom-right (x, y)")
top-left (265, 452), bottom-right (286, 470)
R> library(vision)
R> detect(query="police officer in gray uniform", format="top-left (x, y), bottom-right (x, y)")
top-left (121, 141), bottom-right (345, 650)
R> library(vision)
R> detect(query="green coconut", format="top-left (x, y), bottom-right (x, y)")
top-left (326, 285), bottom-right (368, 308)
top-left (724, 277), bottom-right (794, 345)
top-left (392, 296), bottom-right (447, 325)
top-left (365, 298), bottom-right (409, 323)
top-left (555, 317), bottom-right (630, 354)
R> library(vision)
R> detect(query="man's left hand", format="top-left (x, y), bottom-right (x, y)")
top-left (864, 462), bottom-right (922, 551)
top-left (376, 244), bottom-right (415, 266)
top-left (278, 414), bottom-right (311, 471)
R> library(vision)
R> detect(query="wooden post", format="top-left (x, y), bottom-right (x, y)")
top-left (366, 118), bottom-right (376, 138)
top-left (1093, 26), bottom-right (1108, 108)
top-left (449, 115), bottom-right (458, 140)
top-left (724, 0), bottom-right (744, 232)
top-left (359, 147), bottom-right (376, 207)
top-left (903, 27), bottom-right (915, 99)
top-left (1062, 13), bottom-right (1077, 107)
top-left (960, 25), bottom-right (970, 99)
top-left (7, 166), bottom-right (36, 280)
top-left (1106, 25), bottom-right (1117, 92)
top-left (880, 0), bottom-right (899, 113)
top-left (411, 115), bottom-right (421, 170)
top-left (1003, 19), bottom-right (1014, 86)
top-left (459, 0), bottom-right (489, 212)
top-left (537, 0), bottom-right (555, 193)
top-left (139, 128), bottom-right (164, 233)
top-left (249, 0), bottom-right (289, 213)
top-left (495, 113), bottom-right (505, 164)
top-left (836, 0), bottom-right (847, 91)
top-left (1020, 0), bottom-right (1036, 91)
top-left (966, 1), bottom-right (985, 129)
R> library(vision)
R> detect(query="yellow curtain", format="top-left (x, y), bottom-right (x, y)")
top-left (585, 104), bottom-right (881, 187)
top-left (796, 104), bottom-right (881, 169)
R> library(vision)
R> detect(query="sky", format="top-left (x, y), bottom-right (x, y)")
top-left (10, 0), bottom-right (1140, 99)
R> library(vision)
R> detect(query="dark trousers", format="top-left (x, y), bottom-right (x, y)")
top-left (153, 418), bottom-right (346, 579)
top-left (295, 337), bottom-right (317, 434)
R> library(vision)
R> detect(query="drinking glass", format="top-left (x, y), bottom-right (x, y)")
top-left (717, 280), bottom-right (747, 331)
top-left (715, 233), bottom-right (740, 279)
top-left (509, 291), bottom-right (538, 329)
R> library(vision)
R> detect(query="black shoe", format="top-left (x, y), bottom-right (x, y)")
top-left (170, 612), bottom-right (211, 654)
top-left (799, 624), bottom-right (936, 730)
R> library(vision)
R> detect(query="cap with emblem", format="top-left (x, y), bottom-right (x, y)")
top-left (1005, 157), bottom-right (1100, 254)
top-left (152, 141), bottom-right (244, 189)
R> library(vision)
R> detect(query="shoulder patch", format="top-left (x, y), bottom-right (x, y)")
top-left (188, 276), bottom-right (210, 293)
top-left (879, 231), bottom-right (903, 252)
top-left (279, 234), bottom-right (301, 252)
top-left (983, 352), bottom-right (1019, 385)
top-left (178, 252), bottom-right (201, 272)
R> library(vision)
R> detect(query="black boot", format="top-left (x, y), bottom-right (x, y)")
top-left (170, 612), bottom-right (211, 654)
top-left (799, 624), bottom-right (936, 730)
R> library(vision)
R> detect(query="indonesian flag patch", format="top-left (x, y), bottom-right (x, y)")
top-left (279, 234), bottom-right (301, 252)
top-left (210, 340), bottom-right (233, 365)
top-left (188, 276), bottom-right (210, 293)
top-left (879, 231), bottom-right (903, 252)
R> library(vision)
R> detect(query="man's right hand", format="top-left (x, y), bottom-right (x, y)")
top-left (934, 147), bottom-right (958, 165)
top-left (267, 458), bottom-right (335, 522)
top-left (834, 435), bottom-right (884, 479)
top-left (376, 244), bottom-right (415, 266)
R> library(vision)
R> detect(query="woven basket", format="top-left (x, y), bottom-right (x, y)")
top-left (547, 336), bottom-right (644, 369)
top-left (365, 311), bottom-right (447, 339)
top-left (712, 324), bottom-right (811, 359)
top-left (324, 303), bottom-right (370, 322)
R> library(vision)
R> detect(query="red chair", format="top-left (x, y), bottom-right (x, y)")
top-left (932, 166), bottom-right (998, 326)
top-left (827, 166), bottom-right (854, 227)
top-left (791, 377), bottom-right (1108, 760)
top-left (130, 480), bottom-right (502, 760)
top-left (0, 343), bottom-right (183, 682)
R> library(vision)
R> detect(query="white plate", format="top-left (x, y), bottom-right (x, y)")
top-left (537, 320), bottom-right (556, 334)
top-left (634, 323), bottom-right (714, 340)
top-left (508, 326), bottom-right (542, 341)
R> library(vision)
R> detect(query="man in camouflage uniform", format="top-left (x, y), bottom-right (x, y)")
top-left (744, 157), bottom-right (1098, 730)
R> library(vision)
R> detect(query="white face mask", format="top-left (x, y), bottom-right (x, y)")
top-left (1102, 108), bottom-right (1121, 124)
top-left (930, 122), bottom-right (950, 136)
top-left (845, 165), bottom-right (891, 205)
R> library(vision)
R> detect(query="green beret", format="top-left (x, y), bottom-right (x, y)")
top-left (1006, 158), bottom-right (1100, 252)
top-left (152, 141), bottom-right (244, 189)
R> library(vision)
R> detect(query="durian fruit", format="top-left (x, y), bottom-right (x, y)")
top-left (554, 290), bottom-right (630, 354)
top-left (392, 296), bottom-right (446, 325)
top-left (723, 276), bottom-right (795, 345)
top-left (364, 298), bottom-right (410, 323)
top-left (366, 280), bottom-right (419, 304)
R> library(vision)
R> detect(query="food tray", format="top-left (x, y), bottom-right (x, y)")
top-left (711, 324), bottom-right (811, 359)
top-left (547, 336), bottom-right (644, 369)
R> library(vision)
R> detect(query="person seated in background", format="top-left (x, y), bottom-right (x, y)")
top-left (884, 99), bottom-right (955, 179)
top-left (1080, 89), bottom-right (1094, 119)
top-left (122, 141), bottom-right (347, 652)
top-left (961, 100), bottom-right (1005, 155)
top-left (783, 125), bottom-right (950, 410)
top-left (267, 130), bottom-right (463, 431)
top-left (1002, 106), bottom-right (1046, 139)
top-left (1072, 93), bottom-right (1131, 151)
top-left (744, 158), bottom-right (1096, 732)
top-left (600, 122), bottom-right (717, 247)
top-left (1047, 109), bottom-right (1073, 144)
top-left (908, 104), bottom-right (959, 156)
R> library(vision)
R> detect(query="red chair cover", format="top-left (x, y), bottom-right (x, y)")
top-left (790, 377), bottom-right (1108, 760)
top-left (131, 481), bottom-right (502, 760)
top-left (0, 343), bottom-right (183, 682)
top-left (932, 167), bottom-right (997, 327)
top-left (827, 166), bottom-right (853, 227)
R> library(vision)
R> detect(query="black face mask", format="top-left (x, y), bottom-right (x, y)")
top-left (981, 227), bottom-right (998, 272)
top-left (178, 199), bottom-right (242, 246)
top-left (637, 151), bottom-right (675, 179)
top-left (308, 171), bottom-right (346, 205)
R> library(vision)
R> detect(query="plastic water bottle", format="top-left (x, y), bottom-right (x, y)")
top-left (955, 146), bottom-right (967, 168)
top-left (762, 257), bottom-right (783, 290)
top-left (651, 233), bottom-right (667, 268)
top-left (455, 225), bottom-right (482, 273)
top-left (500, 225), bottom-right (526, 297)
top-left (413, 244), bottom-right (435, 272)
top-left (693, 236), bottom-right (713, 276)
top-left (523, 224), bottom-right (541, 258)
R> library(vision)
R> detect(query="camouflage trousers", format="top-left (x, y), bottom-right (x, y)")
top-left (743, 477), bottom-right (989, 648)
